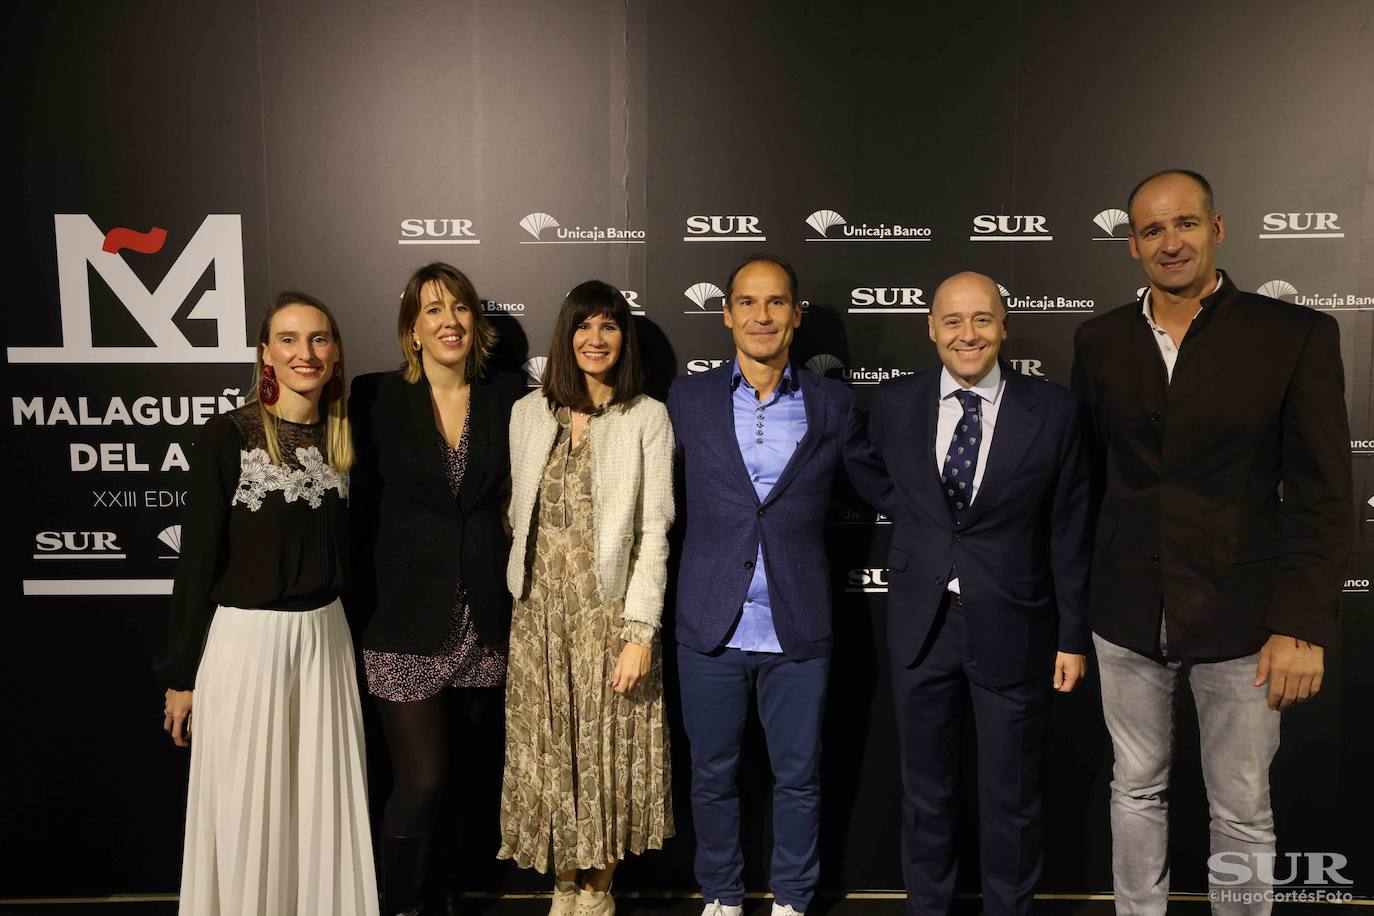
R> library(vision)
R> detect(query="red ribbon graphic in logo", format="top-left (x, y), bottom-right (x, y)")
top-left (101, 226), bottom-right (168, 255)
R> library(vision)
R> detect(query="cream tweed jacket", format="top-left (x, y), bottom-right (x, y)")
top-left (506, 390), bottom-right (675, 629)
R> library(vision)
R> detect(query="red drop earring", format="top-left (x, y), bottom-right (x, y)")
top-left (259, 364), bottom-right (280, 405)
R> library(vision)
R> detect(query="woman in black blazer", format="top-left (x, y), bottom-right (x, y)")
top-left (349, 262), bottom-right (521, 914)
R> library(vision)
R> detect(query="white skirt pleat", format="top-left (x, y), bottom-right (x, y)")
top-left (180, 600), bottom-right (379, 915)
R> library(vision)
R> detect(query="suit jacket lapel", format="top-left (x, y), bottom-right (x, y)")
top-left (405, 376), bottom-right (457, 508)
top-left (458, 381), bottom-right (491, 512)
top-left (713, 366), bottom-right (759, 504)
top-left (961, 367), bottom-right (1043, 526)
top-left (904, 370), bottom-right (950, 520)
top-left (764, 367), bottom-right (828, 506)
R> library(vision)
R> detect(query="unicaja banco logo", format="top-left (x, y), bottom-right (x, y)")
top-left (481, 299), bottom-right (526, 317)
top-left (8, 214), bottom-right (253, 364)
top-left (970, 214), bottom-right (1053, 242)
top-left (1091, 208), bottom-right (1130, 241)
top-left (1259, 212), bottom-right (1343, 239)
top-left (157, 525), bottom-right (183, 559)
top-left (519, 212), bottom-right (559, 240)
top-left (1258, 280), bottom-right (1298, 301)
top-left (806, 210), bottom-right (846, 238)
top-left (523, 357), bottom-right (547, 387)
top-left (804, 353), bottom-right (912, 386)
top-left (1260, 278), bottom-right (1374, 310)
top-left (996, 281), bottom-right (1093, 314)
top-left (518, 211), bottom-right (645, 244)
top-left (683, 282), bottom-right (726, 314)
top-left (804, 209), bottom-right (931, 242)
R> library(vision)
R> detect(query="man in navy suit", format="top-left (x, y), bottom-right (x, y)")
top-left (869, 272), bottom-right (1091, 916)
top-left (667, 256), bottom-right (889, 916)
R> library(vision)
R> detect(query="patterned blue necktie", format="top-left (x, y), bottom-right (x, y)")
top-left (941, 389), bottom-right (982, 519)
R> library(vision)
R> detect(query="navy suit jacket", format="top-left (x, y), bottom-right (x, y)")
top-left (668, 363), bottom-right (890, 659)
top-left (870, 363), bottom-right (1090, 687)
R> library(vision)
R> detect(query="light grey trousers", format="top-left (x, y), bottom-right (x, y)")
top-left (1093, 633), bottom-right (1280, 916)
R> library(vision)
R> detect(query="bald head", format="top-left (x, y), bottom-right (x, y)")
top-left (928, 271), bottom-right (1007, 387)
top-left (931, 272), bottom-right (1005, 317)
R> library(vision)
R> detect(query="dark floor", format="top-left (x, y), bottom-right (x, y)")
top-left (0, 897), bottom-right (1365, 915)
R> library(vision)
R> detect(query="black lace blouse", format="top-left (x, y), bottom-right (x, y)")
top-left (158, 406), bottom-right (349, 690)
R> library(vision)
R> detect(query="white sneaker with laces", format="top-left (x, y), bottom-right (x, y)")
top-left (771, 904), bottom-right (804, 916)
top-left (701, 900), bottom-right (743, 916)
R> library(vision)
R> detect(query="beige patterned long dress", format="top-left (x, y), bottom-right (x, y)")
top-left (498, 412), bottom-right (673, 874)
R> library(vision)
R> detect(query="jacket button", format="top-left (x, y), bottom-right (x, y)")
top-left (1151, 553), bottom-right (1160, 565)
top-left (757, 507), bottom-right (766, 518)
top-left (744, 560), bottom-right (755, 570)
top-left (953, 534), bottom-right (962, 542)
top-left (1150, 411), bottom-right (1162, 422)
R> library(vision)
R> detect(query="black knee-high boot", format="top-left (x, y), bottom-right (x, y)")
top-left (381, 833), bottom-right (430, 915)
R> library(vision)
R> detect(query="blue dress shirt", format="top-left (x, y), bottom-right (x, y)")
top-left (724, 359), bottom-right (808, 653)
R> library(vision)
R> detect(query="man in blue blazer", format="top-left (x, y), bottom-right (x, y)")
top-left (868, 272), bottom-right (1091, 916)
top-left (667, 255), bottom-right (889, 916)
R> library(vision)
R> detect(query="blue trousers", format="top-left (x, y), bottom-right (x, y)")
top-left (676, 644), bottom-right (830, 911)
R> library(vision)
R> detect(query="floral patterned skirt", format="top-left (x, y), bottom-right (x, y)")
top-left (496, 523), bottom-right (673, 873)
top-left (364, 577), bottom-right (506, 702)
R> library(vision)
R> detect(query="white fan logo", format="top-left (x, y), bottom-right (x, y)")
top-left (805, 354), bottom-right (845, 377)
top-left (1258, 280), bottom-right (1298, 301)
top-left (157, 525), bottom-right (182, 559)
top-left (1092, 208), bottom-right (1130, 240)
top-left (523, 357), bottom-right (548, 387)
top-left (518, 212), bottom-right (560, 240)
top-left (805, 209), bottom-right (847, 238)
top-left (683, 282), bottom-right (726, 313)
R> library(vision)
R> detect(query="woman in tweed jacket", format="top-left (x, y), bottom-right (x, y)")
top-left (499, 281), bottom-right (674, 916)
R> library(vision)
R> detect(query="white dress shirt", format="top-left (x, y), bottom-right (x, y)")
top-left (1140, 272), bottom-right (1220, 382)
top-left (933, 362), bottom-right (1005, 594)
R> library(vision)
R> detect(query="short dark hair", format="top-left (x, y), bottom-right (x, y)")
top-left (724, 254), bottom-right (799, 305)
top-left (1126, 169), bottom-right (1215, 226)
top-left (543, 280), bottom-right (645, 412)
top-left (396, 262), bottom-right (496, 384)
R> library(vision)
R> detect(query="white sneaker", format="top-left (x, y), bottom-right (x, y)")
top-left (771, 904), bottom-right (804, 916)
top-left (701, 900), bottom-right (743, 916)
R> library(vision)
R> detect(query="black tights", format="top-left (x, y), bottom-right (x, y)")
top-left (377, 691), bottom-right (449, 837)
top-left (376, 687), bottom-right (503, 840)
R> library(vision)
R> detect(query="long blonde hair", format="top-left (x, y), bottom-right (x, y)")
top-left (250, 291), bottom-right (354, 472)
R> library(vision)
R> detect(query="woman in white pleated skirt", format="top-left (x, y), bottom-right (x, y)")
top-left (159, 292), bottom-right (378, 915)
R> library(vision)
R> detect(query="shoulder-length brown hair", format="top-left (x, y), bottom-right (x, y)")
top-left (543, 280), bottom-right (644, 412)
top-left (250, 290), bottom-right (353, 472)
top-left (396, 262), bottom-right (496, 383)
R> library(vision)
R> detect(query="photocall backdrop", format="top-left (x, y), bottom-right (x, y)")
top-left (3, 0), bottom-right (1373, 900)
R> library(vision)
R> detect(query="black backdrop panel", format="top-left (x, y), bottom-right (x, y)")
top-left (3, 0), bottom-right (1372, 899)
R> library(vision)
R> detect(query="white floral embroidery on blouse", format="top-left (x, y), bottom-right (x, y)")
top-left (232, 446), bottom-right (349, 511)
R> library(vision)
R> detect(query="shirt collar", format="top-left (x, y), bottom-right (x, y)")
top-left (731, 357), bottom-right (797, 394)
top-left (939, 361), bottom-right (1003, 404)
top-left (1140, 270), bottom-right (1226, 330)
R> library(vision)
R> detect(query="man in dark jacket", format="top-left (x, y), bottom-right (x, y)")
top-left (667, 255), bottom-right (888, 916)
top-left (1071, 169), bottom-right (1351, 915)
top-left (869, 271), bottom-right (1090, 916)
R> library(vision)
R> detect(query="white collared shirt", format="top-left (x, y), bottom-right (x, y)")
top-left (934, 362), bottom-right (1005, 594)
top-left (1140, 272), bottom-right (1221, 382)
